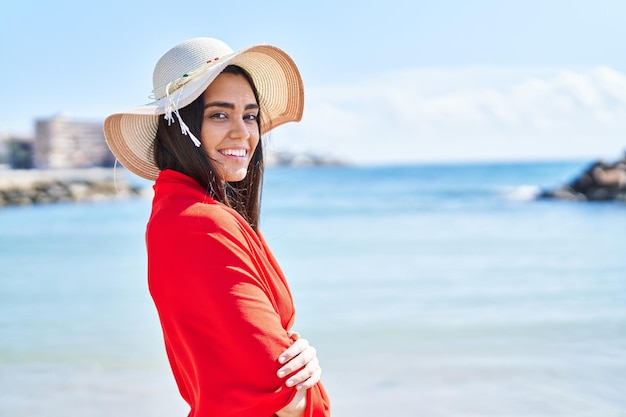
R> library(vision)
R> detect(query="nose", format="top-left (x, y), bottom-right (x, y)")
top-left (229, 118), bottom-right (251, 141)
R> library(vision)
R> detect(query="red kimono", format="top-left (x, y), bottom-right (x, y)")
top-left (146, 169), bottom-right (330, 417)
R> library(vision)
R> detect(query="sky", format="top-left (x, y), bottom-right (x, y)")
top-left (1, 0), bottom-right (626, 165)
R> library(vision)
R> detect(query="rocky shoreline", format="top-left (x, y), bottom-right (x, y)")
top-left (538, 156), bottom-right (626, 202)
top-left (0, 168), bottom-right (144, 207)
top-left (265, 151), bottom-right (347, 167)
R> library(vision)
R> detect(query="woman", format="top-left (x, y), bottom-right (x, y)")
top-left (103, 37), bottom-right (330, 417)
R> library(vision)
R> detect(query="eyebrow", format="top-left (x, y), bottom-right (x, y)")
top-left (204, 101), bottom-right (259, 110)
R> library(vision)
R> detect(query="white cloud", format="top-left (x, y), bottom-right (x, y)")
top-left (269, 66), bottom-right (626, 164)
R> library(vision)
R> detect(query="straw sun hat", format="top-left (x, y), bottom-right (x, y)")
top-left (103, 37), bottom-right (304, 180)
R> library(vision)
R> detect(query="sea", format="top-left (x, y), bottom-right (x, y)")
top-left (1, 160), bottom-right (625, 417)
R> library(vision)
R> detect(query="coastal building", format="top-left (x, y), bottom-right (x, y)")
top-left (34, 115), bottom-right (114, 169)
top-left (0, 132), bottom-right (35, 169)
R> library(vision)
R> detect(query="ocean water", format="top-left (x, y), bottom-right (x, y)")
top-left (1, 161), bottom-right (625, 417)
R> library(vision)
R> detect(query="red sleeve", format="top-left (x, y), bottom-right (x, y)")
top-left (147, 203), bottom-right (330, 417)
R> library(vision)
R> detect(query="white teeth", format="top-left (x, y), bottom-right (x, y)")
top-left (221, 149), bottom-right (247, 157)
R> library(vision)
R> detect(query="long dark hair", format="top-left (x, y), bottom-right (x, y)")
top-left (153, 65), bottom-right (264, 232)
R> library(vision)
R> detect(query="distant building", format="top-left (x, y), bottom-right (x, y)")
top-left (0, 132), bottom-right (35, 169)
top-left (9, 137), bottom-right (35, 169)
top-left (34, 115), bottom-right (114, 169)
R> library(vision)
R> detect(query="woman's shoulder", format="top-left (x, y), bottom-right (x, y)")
top-left (150, 195), bottom-right (243, 235)
top-left (147, 169), bottom-right (256, 244)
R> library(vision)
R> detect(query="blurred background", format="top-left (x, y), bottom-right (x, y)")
top-left (1, 1), bottom-right (625, 416)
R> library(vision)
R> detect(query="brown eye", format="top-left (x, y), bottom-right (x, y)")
top-left (209, 112), bottom-right (227, 120)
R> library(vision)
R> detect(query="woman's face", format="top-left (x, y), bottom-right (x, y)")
top-left (200, 72), bottom-right (260, 182)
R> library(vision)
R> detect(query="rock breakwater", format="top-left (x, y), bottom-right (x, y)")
top-left (0, 168), bottom-right (144, 207)
top-left (538, 157), bottom-right (626, 203)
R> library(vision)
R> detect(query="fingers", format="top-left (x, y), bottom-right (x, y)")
top-left (277, 344), bottom-right (321, 389)
top-left (277, 343), bottom-right (315, 378)
top-left (278, 338), bottom-right (309, 365)
top-left (290, 357), bottom-right (322, 390)
top-left (277, 337), bottom-right (323, 390)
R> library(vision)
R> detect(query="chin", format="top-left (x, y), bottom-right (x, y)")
top-left (225, 172), bottom-right (248, 182)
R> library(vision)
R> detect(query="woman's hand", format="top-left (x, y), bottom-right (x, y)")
top-left (276, 331), bottom-right (322, 390)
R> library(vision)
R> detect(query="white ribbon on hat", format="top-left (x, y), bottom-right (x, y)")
top-left (163, 82), bottom-right (201, 147)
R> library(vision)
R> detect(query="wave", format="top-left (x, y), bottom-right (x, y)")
top-left (498, 185), bottom-right (542, 201)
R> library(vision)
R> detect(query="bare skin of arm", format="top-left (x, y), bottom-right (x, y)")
top-left (275, 389), bottom-right (307, 417)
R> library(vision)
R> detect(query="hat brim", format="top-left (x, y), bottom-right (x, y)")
top-left (103, 44), bottom-right (304, 180)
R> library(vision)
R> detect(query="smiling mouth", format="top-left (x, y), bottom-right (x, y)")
top-left (219, 149), bottom-right (247, 157)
